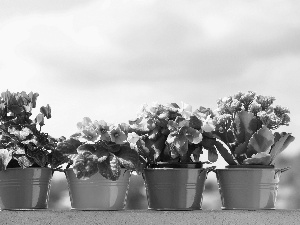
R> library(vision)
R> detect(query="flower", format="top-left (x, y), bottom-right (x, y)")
top-left (97, 120), bottom-right (110, 141)
top-left (211, 91), bottom-right (295, 166)
top-left (77, 117), bottom-right (100, 142)
top-left (56, 117), bottom-right (142, 180)
top-left (8, 127), bottom-right (32, 141)
top-left (0, 90), bottom-right (60, 170)
top-left (109, 126), bottom-right (127, 144)
top-left (127, 132), bottom-right (140, 145)
top-left (201, 115), bottom-right (215, 133)
top-left (179, 102), bottom-right (193, 119)
top-left (129, 102), bottom-right (216, 166)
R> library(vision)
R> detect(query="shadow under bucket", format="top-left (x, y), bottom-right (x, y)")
top-left (0, 168), bottom-right (53, 210)
top-left (216, 166), bottom-right (288, 210)
top-left (143, 167), bottom-right (208, 210)
top-left (65, 168), bottom-right (131, 210)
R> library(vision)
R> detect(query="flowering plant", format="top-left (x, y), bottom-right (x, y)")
top-left (56, 117), bottom-right (142, 181)
top-left (128, 102), bottom-right (217, 167)
top-left (212, 91), bottom-right (295, 166)
top-left (0, 90), bottom-right (59, 171)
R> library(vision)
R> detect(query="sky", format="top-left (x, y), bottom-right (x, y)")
top-left (0, 0), bottom-right (300, 162)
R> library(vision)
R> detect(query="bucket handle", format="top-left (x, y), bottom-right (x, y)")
top-left (274, 167), bottom-right (290, 179)
top-left (199, 166), bottom-right (216, 175)
top-left (199, 166), bottom-right (216, 180)
top-left (206, 166), bottom-right (216, 173)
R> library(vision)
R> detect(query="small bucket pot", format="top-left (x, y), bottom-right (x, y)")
top-left (65, 168), bottom-right (131, 210)
top-left (0, 168), bottom-right (53, 210)
top-left (143, 167), bottom-right (208, 210)
top-left (216, 165), bottom-right (287, 210)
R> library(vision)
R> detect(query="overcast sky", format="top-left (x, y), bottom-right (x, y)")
top-left (1, 0), bottom-right (300, 161)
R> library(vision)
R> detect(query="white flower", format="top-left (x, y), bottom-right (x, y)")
top-left (180, 102), bottom-right (193, 119)
top-left (201, 116), bottom-right (215, 132)
top-left (127, 132), bottom-right (140, 144)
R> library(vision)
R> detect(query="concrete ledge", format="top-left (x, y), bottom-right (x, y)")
top-left (0, 210), bottom-right (300, 225)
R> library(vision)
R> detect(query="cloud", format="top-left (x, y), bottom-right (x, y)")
top-left (6, 0), bottom-right (298, 86)
top-left (0, 0), bottom-right (96, 21)
top-left (0, 0), bottom-right (300, 155)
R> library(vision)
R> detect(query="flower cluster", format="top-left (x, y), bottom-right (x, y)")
top-left (216, 91), bottom-right (290, 130)
top-left (0, 90), bottom-right (59, 170)
top-left (212, 91), bottom-right (294, 166)
top-left (128, 102), bottom-right (217, 166)
top-left (56, 117), bottom-right (141, 180)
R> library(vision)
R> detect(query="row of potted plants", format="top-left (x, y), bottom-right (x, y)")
top-left (0, 90), bottom-right (295, 210)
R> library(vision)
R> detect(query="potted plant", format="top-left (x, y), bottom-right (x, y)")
top-left (128, 102), bottom-right (217, 210)
top-left (55, 117), bottom-right (142, 210)
top-left (0, 90), bottom-right (58, 210)
top-left (211, 91), bottom-right (295, 209)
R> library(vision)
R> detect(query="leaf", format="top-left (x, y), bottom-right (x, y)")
top-left (234, 111), bottom-right (258, 143)
top-left (186, 127), bottom-right (202, 144)
top-left (56, 138), bottom-right (82, 154)
top-left (23, 103), bottom-right (32, 113)
top-left (8, 105), bottom-right (24, 115)
top-left (234, 142), bottom-right (248, 155)
top-left (145, 134), bottom-right (166, 159)
top-left (27, 149), bottom-right (48, 167)
top-left (16, 155), bottom-right (34, 169)
top-left (177, 118), bottom-right (189, 128)
top-left (16, 93), bottom-right (25, 106)
top-left (136, 139), bottom-right (151, 160)
top-left (0, 149), bottom-right (12, 171)
top-left (97, 141), bottom-right (121, 153)
top-left (189, 115), bottom-right (202, 130)
top-left (77, 144), bottom-right (96, 154)
top-left (40, 104), bottom-right (51, 119)
top-left (148, 127), bottom-right (159, 140)
top-left (273, 132), bottom-right (282, 144)
top-left (0, 102), bottom-right (5, 111)
top-left (201, 135), bottom-right (217, 151)
top-left (115, 144), bottom-right (140, 172)
top-left (247, 126), bottom-right (274, 157)
top-left (213, 129), bottom-right (235, 146)
top-left (177, 140), bottom-right (188, 156)
top-left (170, 103), bottom-right (180, 108)
top-left (214, 139), bottom-right (237, 165)
top-left (208, 146), bottom-right (218, 162)
top-left (192, 147), bottom-right (203, 162)
top-left (270, 133), bottom-right (295, 163)
top-left (243, 152), bottom-right (271, 165)
top-left (172, 128), bottom-right (188, 149)
top-left (94, 145), bottom-right (109, 162)
top-left (98, 154), bottom-right (121, 181)
top-left (1, 90), bottom-right (12, 102)
top-left (47, 150), bottom-right (69, 169)
top-left (73, 152), bottom-right (99, 180)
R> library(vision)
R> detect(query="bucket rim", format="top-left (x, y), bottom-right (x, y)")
top-left (144, 167), bottom-right (207, 171)
top-left (225, 164), bottom-right (275, 169)
top-left (0, 167), bottom-right (53, 172)
top-left (216, 167), bottom-right (277, 172)
top-left (147, 162), bottom-right (205, 169)
top-left (64, 167), bottom-right (130, 173)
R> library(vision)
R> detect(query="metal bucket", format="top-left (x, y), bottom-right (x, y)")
top-left (65, 168), bottom-right (131, 210)
top-left (0, 168), bottom-right (53, 210)
top-left (143, 168), bottom-right (208, 210)
top-left (216, 166), bottom-right (287, 210)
